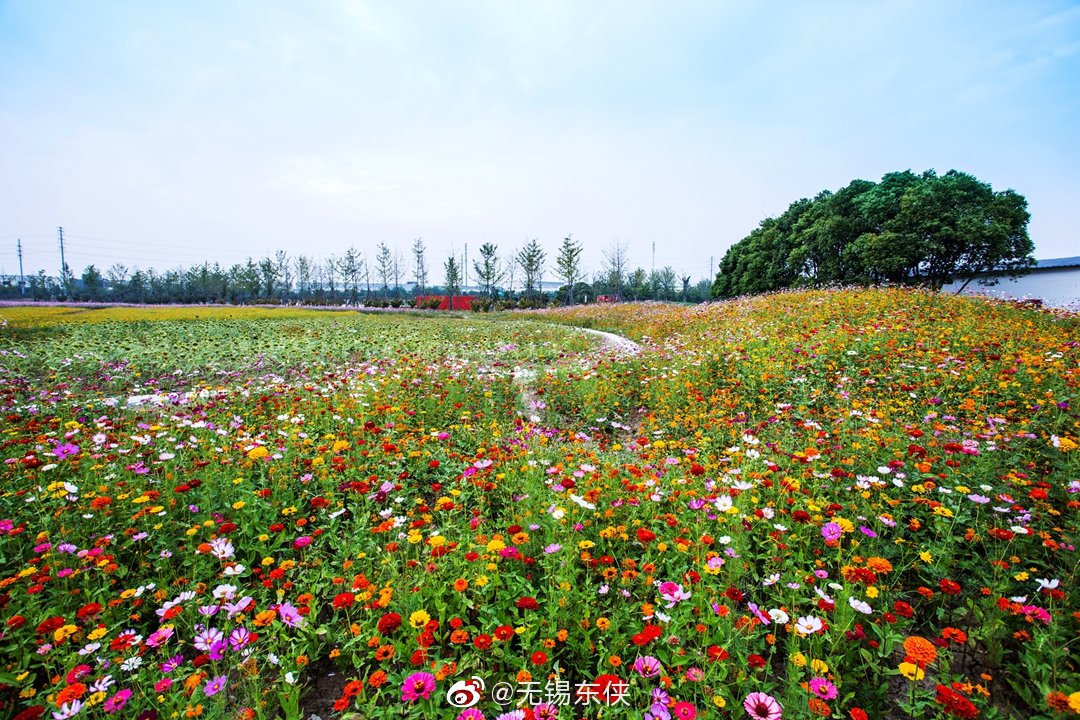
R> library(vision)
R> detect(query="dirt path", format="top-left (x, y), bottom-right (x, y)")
top-left (513, 325), bottom-right (641, 422)
top-left (574, 327), bottom-right (642, 354)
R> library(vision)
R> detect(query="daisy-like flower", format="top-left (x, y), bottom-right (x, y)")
top-left (633, 655), bottom-right (663, 678)
top-left (193, 627), bottom-right (224, 652)
top-left (795, 616), bottom-right (823, 636)
top-left (744, 691), bottom-right (783, 720)
top-left (808, 677), bottom-right (838, 700)
top-left (821, 522), bottom-right (843, 542)
top-left (658, 581), bottom-right (691, 608)
top-left (204, 674), bottom-right (227, 697)
top-left (401, 672), bottom-right (436, 702)
top-left (848, 596), bottom-right (873, 614)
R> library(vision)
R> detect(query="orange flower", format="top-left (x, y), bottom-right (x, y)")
top-left (941, 627), bottom-right (968, 644)
top-left (866, 557), bottom-right (893, 574)
top-left (453, 579), bottom-right (469, 592)
top-left (57, 683), bottom-right (86, 704)
top-left (374, 645), bottom-right (395, 661)
top-left (903, 636), bottom-right (938, 666)
top-left (253, 610), bottom-right (276, 627)
top-left (368, 670), bottom-right (387, 688)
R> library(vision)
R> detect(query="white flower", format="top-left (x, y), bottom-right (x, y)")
top-left (570, 494), bottom-right (595, 510)
top-left (768, 609), bottom-right (790, 624)
top-left (1036, 578), bottom-right (1060, 591)
top-left (794, 616), bottom-right (823, 636)
top-left (848, 596), bottom-right (873, 614)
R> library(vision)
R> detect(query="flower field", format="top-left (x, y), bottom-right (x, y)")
top-left (0, 290), bottom-right (1077, 720)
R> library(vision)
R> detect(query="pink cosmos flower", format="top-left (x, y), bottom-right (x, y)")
top-left (744, 692), bottom-right (783, 720)
top-left (204, 675), bottom-right (227, 697)
top-left (633, 655), bottom-right (663, 678)
top-left (658, 581), bottom-right (691, 608)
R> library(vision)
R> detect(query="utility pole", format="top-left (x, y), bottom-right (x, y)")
top-left (17, 239), bottom-right (25, 295)
top-left (464, 243), bottom-right (468, 291)
top-left (58, 226), bottom-right (67, 298)
top-left (709, 256), bottom-right (714, 279)
top-left (651, 240), bottom-right (655, 274)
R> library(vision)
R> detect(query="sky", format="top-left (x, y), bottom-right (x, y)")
top-left (1, 0), bottom-right (1078, 284)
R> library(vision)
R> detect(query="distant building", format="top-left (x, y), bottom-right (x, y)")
top-left (942, 257), bottom-right (1080, 310)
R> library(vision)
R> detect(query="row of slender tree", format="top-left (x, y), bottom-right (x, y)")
top-left (711, 169), bottom-right (1034, 298)
top-left (2, 236), bottom-right (713, 306)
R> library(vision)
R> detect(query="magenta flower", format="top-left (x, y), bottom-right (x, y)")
top-left (658, 581), bottom-right (691, 608)
top-left (744, 692), bottom-right (783, 720)
top-left (401, 671), bottom-right (437, 702)
top-left (53, 442), bottom-right (80, 460)
top-left (821, 522), bottom-right (842, 542)
top-left (103, 689), bottom-right (132, 713)
top-left (808, 677), bottom-right (838, 700)
top-left (293, 535), bottom-right (312, 549)
top-left (456, 709), bottom-right (485, 720)
top-left (204, 674), bottom-right (227, 697)
top-left (633, 655), bottom-right (663, 678)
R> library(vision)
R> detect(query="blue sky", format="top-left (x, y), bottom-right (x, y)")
top-left (2, 1), bottom-right (1078, 283)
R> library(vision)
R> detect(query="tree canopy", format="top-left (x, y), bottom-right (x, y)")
top-left (711, 170), bottom-right (1034, 299)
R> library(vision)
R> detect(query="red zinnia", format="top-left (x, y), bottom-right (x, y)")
top-left (637, 528), bottom-right (656, 543)
top-left (935, 685), bottom-right (979, 719)
top-left (377, 612), bottom-right (402, 634)
top-left (516, 597), bottom-right (539, 610)
top-left (531, 651), bottom-right (548, 665)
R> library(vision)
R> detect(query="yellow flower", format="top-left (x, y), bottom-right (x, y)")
top-left (866, 586), bottom-right (879, 599)
top-left (247, 446), bottom-right (269, 460)
top-left (810, 659), bottom-right (829, 674)
top-left (899, 662), bottom-right (925, 681)
top-left (919, 551), bottom-right (933, 563)
top-left (713, 695), bottom-right (726, 709)
top-left (578, 540), bottom-right (595, 550)
top-left (1068, 692), bottom-right (1080, 713)
top-left (88, 626), bottom-right (107, 641)
top-left (232, 501), bottom-right (246, 510)
top-left (1014, 572), bottom-right (1029, 581)
top-left (53, 625), bottom-right (79, 643)
top-left (791, 652), bottom-right (807, 667)
top-left (409, 610), bottom-right (431, 629)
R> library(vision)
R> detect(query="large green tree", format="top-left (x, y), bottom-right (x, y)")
top-left (712, 169), bottom-right (1033, 298)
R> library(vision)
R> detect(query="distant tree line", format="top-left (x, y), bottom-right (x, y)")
top-left (2, 234), bottom-right (715, 307)
top-left (711, 169), bottom-right (1034, 299)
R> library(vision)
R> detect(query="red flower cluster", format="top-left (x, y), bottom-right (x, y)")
top-left (632, 624), bottom-right (662, 646)
top-left (935, 684), bottom-right (979, 719)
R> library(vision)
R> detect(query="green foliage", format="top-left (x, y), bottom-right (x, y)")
top-left (712, 170), bottom-right (1034, 298)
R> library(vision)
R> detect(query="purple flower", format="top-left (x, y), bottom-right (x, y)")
top-left (203, 675), bottom-right (227, 697)
top-left (821, 522), bottom-right (843, 542)
top-left (543, 543), bottom-right (562, 554)
top-left (53, 442), bottom-right (80, 460)
top-left (276, 602), bottom-right (304, 628)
